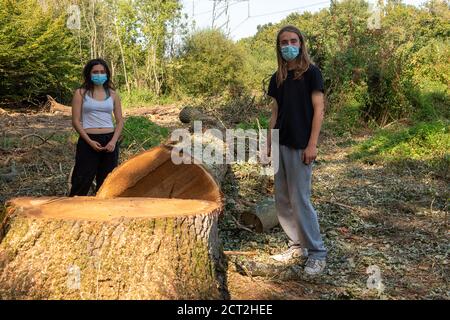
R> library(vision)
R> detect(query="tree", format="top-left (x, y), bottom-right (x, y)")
top-left (177, 29), bottom-right (250, 97)
top-left (0, 0), bottom-right (80, 106)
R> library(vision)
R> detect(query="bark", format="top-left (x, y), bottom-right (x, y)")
top-left (0, 146), bottom-right (229, 300)
top-left (114, 19), bottom-right (130, 94)
top-left (0, 197), bottom-right (228, 299)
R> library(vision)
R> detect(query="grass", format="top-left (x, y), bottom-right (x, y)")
top-left (350, 120), bottom-right (450, 178)
top-left (121, 89), bottom-right (178, 109)
top-left (121, 116), bottom-right (169, 150)
top-left (1, 132), bottom-right (77, 149)
top-left (323, 101), bottom-right (363, 137)
top-left (236, 113), bottom-right (270, 131)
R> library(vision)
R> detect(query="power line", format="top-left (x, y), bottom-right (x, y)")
top-left (230, 17), bottom-right (250, 34)
top-left (193, 0), bottom-right (241, 16)
top-left (188, 0), bottom-right (332, 38)
top-left (229, 0), bottom-right (331, 37)
top-left (249, 1), bottom-right (330, 19)
top-left (210, 0), bottom-right (250, 35)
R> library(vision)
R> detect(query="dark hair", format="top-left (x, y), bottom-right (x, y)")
top-left (80, 58), bottom-right (115, 98)
top-left (275, 25), bottom-right (313, 87)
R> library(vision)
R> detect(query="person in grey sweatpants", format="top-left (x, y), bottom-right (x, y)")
top-left (275, 146), bottom-right (327, 259)
top-left (267, 25), bottom-right (327, 275)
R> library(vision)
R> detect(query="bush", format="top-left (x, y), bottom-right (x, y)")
top-left (325, 82), bottom-right (367, 135)
top-left (0, 0), bottom-right (80, 106)
top-left (176, 29), bottom-right (250, 98)
top-left (404, 38), bottom-right (450, 122)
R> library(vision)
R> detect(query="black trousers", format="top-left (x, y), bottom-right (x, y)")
top-left (69, 132), bottom-right (119, 196)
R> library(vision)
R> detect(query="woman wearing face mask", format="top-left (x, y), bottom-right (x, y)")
top-left (267, 26), bottom-right (327, 275)
top-left (69, 58), bottom-right (124, 196)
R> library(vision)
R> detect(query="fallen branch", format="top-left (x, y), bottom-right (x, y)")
top-left (21, 132), bottom-right (56, 147)
top-left (42, 159), bottom-right (54, 173)
top-left (46, 95), bottom-right (71, 115)
top-left (229, 213), bottom-right (255, 233)
top-left (224, 251), bottom-right (258, 256)
top-left (316, 198), bottom-right (362, 213)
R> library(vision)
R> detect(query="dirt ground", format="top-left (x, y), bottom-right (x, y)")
top-left (0, 106), bottom-right (448, 300)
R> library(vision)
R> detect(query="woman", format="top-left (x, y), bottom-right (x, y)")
top-left (267, 26), bottom-right (327, 275)
top-left (69, 58), bottom-right (124, 196)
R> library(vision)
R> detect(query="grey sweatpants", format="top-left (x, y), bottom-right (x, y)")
top-left (274, 144), bottom-right (327, 260)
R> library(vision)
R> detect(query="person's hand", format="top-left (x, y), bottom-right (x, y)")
top-left (302, 144), bottom-right (317, 165)
top-left (88, 140), bottom-right (104, 152)
top-left (104, 140), bottom-right (116, 152)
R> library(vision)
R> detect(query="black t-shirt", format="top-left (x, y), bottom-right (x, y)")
top-left (267, 64), bottom-right (324, 149)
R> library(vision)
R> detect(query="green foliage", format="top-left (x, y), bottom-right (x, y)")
top-left (0, 0), bottom-right (80, 106)
top-left (122, 116), bottom-right (169, 150)
top-left (239, 0), bottom-right (449, 130)
top-left (350, 120), bottom-right (450, 176)
top-left (324, 82), bottom-right (367, 136)
top-left (120, 88), bottom-right (177, 108)
top-left (404, 38), bottom-right (450, 121)
top-left (236, 113), bottom-right (270, 131)
top-left (121, 89), bottom-right (157, 108)
top-left (176, 29), bottom-right (250, 97)
top-left (2, 0), bottom-right (448, 132)
top-left (0, 0), bottom-right (185, 107)
top-left (236, 29), bottom-right (277, 93)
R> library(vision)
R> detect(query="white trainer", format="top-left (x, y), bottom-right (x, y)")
top-left (270, 246), bottom-right (307, 263)
top-left (304, 258), bottom-right (326, 275)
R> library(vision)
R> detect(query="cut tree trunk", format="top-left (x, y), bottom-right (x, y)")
top-left (0, 145), bottom-right (228, 300)
top-left (97, 144), bottom-right (226, 201)
top-left (45, 95), bottom-right (71, 115)
top-left (240, 198), bottom-right (279, 233)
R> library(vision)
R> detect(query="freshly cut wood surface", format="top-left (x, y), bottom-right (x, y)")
top-left (6, 197), bottom-right (221, 221)
top-left (97, 145), bottom-right (223, 204)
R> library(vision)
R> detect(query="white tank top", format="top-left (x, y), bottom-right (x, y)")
top-left (82, 91), bottom-right (114, 129)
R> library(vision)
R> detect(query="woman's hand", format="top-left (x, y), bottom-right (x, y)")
top-left (88, 140), bottom-right (104, 152)
top-left (104, 140), bottom-right (116, 152)
top-left (302, 144), bottom-right (317, 165)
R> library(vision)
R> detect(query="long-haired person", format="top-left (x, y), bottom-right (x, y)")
top-left (69, 58), bottom-right (123, 196)
top-left (267, 25), bottom-right (327, 275)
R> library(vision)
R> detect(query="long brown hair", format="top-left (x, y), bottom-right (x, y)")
top-left (80, 58), bottom-right (115, 99)
top-left (275, 25), bottom-right (313, 87)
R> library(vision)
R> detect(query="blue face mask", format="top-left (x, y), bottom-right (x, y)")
top-left (91, 74), bottom-right (108, 85)
top-left (281, 45), bottom-right (301, 61)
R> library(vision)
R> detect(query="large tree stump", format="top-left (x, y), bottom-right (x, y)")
top-left (0, 146), bottom-right (228, 300)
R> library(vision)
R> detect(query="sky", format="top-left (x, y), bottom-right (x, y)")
top-left (180, 0), bottom-right (429, 40)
